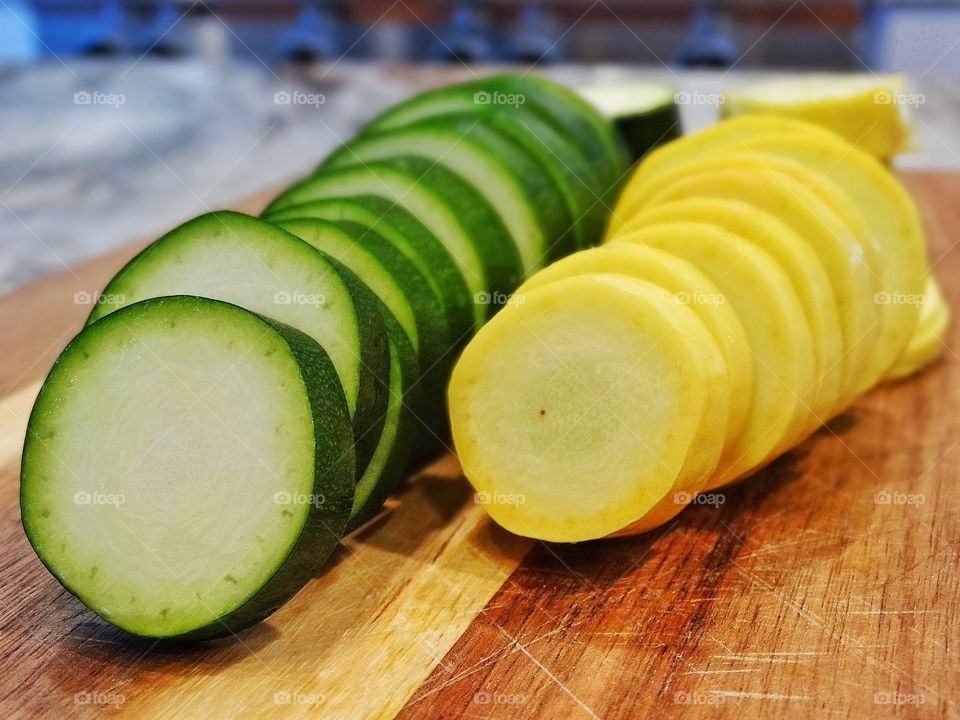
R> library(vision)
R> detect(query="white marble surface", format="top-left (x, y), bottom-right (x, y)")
top-left (2, 61), bottom-right (958, 294)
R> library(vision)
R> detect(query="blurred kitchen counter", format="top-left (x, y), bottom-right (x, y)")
top-left (2, 59), bottom-right (957, 293)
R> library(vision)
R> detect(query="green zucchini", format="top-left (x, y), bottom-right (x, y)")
top-left (479, 111), bottom-right (609, 249)
top-left (364, 73), bottom-right (630, 206)
top-left (21, 296), bottom-right (355, 639)
top-left (272, 217), bottom-right (450, 443)
top-left (321, 116), bottom-right (576, 271)
top-left (86, 211), bottom-right (390, 482)
top-left (578, 82), bottom-right (681, 162)
top-left (320, 259), bottom-right (420, 527)
top-left (264, 159), bottom-right (523, 324)
top-left (262, 196), bottom-right (474, 345)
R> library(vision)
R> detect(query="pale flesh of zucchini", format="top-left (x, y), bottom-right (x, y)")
top-left (21, 297), bottom-right (355, 638)
top-left (449, 274), bottom-right (719, 542)
top-left (325, 129), bottom-right (549, 276)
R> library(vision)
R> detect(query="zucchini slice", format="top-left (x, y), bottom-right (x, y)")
top-left (271, 217), bottom-right (450, 439)
top-left (516, 243), bottom-right (751, 467)
top-left (479, 110), bottom-right (608, 249)
top-left (87, 212), bottom-right (389, 481)
top-left (578, 82), bottom-right (681, 162)
top-left (323, 264), bottom-right (420, 526)
top-left (22, 297), bottom-right (355, 639)
top-left (618, 197), bottom-right (844, 422)
top-left (262, 195), bottom-right (474, 345)
top-left (348, 328), bottom-right (418, 526)
top-left (271, 217), bottom-right (447, 370)
top-left (637, 165), bottom-right (877, 409)
top-left (264, 160), bottom-right (523, 325)
top-left (365, 73), bottom-right (629, 206)
top-left (321, 116), bottom-right (576, 272)
top-left (449, 274), bottom-right (721, 542)
top-left (618, 222), bottom-right (816, 482)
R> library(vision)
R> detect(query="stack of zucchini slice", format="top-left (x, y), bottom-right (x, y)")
top-left (19, 74), bottom-right (629, 639)
top-left (448, 115), bottom-right (947, 543)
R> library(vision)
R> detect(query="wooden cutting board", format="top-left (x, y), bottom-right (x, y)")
top-left (0, 173), bottom-right (957, 720)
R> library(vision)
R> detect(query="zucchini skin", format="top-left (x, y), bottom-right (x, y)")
top-left (365, 73), bottom-right (631, 211)
top-left (614, 104), bottom-right (682, 164)
top-left (323, 254), bottom-right (391, 487)
top-left (263, 196), bottom-right (475, 344)
top-left (347, 314), bottom-right (422, 529)
top-left (379, 156), bottom-right (523, 313)
top-left (317, 256), bottom-right (427, 522)
top-left (332, 220), bottom-right (452, 428)
top-left (267, 160), bottom-right (523, 322)
top-left (21, 297), bottom-right (356, 641)
top-left (85, 211), bottom-right (390, 485)
top-left (322, 116), bottom-right (577, 264)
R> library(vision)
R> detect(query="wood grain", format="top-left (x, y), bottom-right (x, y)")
top-left (0, 173), bottom-right (957, 720)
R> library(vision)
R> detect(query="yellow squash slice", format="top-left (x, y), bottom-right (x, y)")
top-left (726, 133), bottom-right (927, 386)
top-left (637, 164), bottom-right (877, 407)
top-left (448, 273), bottom-right (726, 542)
top-left (887, 276), bottom-right (951, 380)
top-left (617, 222), bottom-right (815, 483)
top-left (514, 245), bottom-right (745, 528)
top-left (615, 198), bottom-right (844, 422)
top-left (609, 114), bottom-right (848, 233)
top-left (722, 75), bottom-right (912, 160)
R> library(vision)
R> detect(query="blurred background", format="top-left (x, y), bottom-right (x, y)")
top-left (2, 0), bottom-right (960, 292)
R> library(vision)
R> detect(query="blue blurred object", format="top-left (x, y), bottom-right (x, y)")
top-left (0, 0), bottom-right (39, 62)
top-left (431, 0), bottom-right (496, 63)
top-left (507, 3), bottom-right (562, 64)
top-left (34, 0), bottom-right (127, 56)
top-left (134, 1), bottom-right (187, 57)
top-left (675, 5), bottom-right (737, 68)
top-left (276, 1), bottom-right (342, 63)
